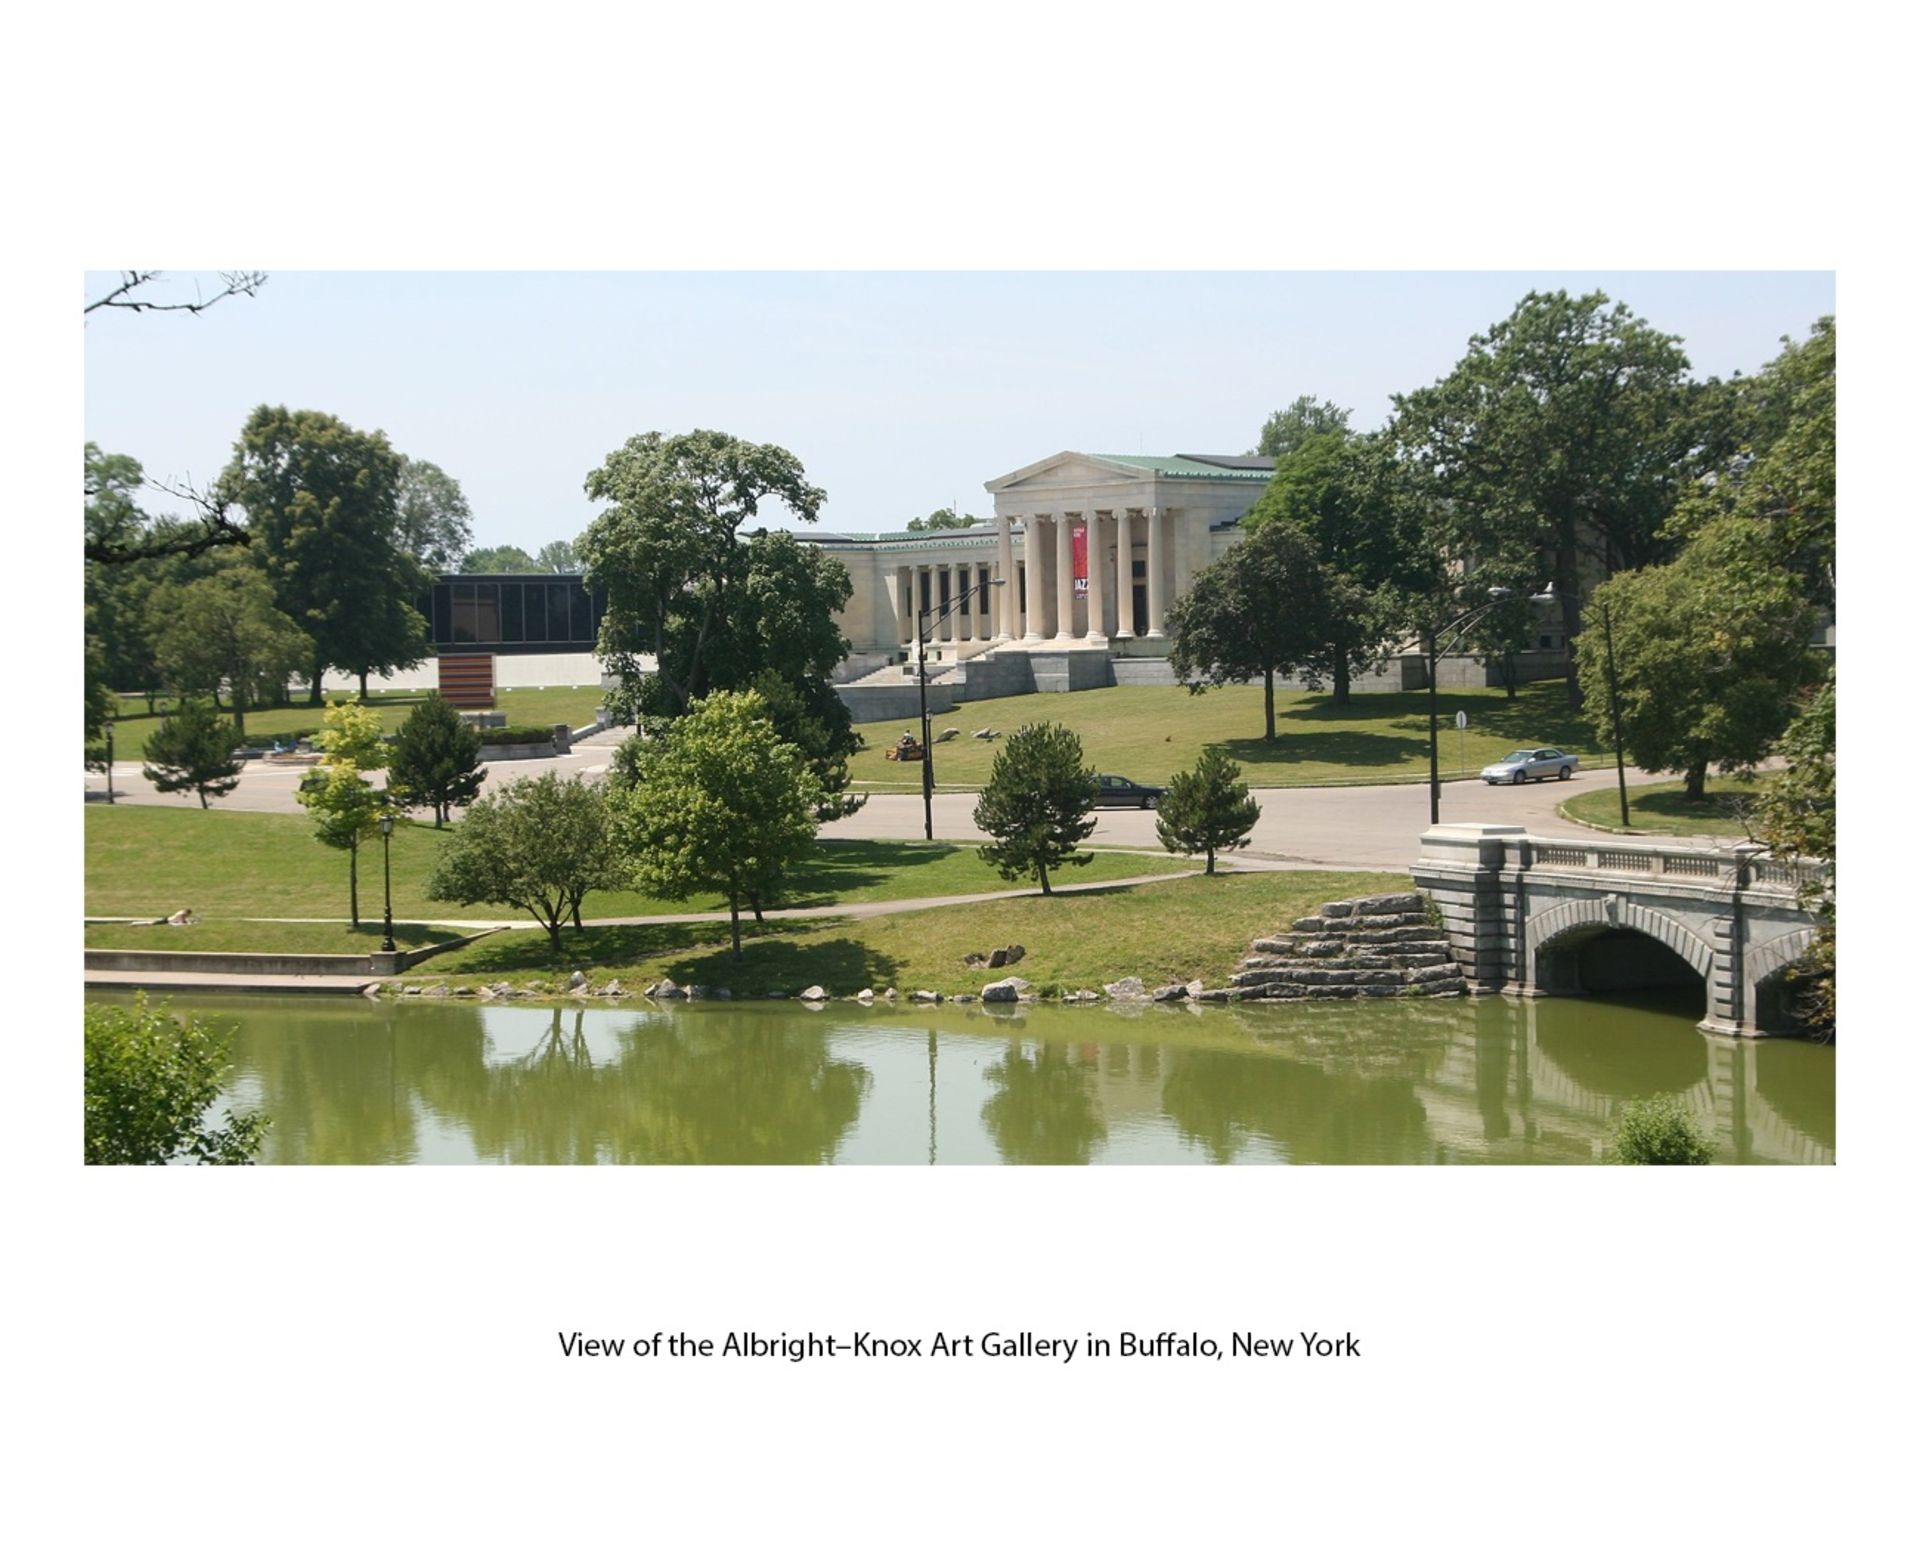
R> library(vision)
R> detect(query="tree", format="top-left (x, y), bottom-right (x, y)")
top-left (84, 439), bottom-right (251, 568)
top-left (1609, 1095), bottom-right (1712, 1165)
top-left (746, 669), bottom-right (866, 823)
top-left (1243, 429), bottom-right (1444, 704)
top-left (1574, 518), bottom-right (1813, 799)
top-left (84, 994), bottom-right (268, 1165)
top-left (85, 269), bottom-right (266, 319)
top-left (145, 562), bottom-right (312, 736)
top-left (1392, 291), bottom-right (1702, 706)
top-left (1167, 520), bottom-right (1336, 741)
top-left (1155, 747), bottom-right (1259, 874)
top-left (142, 699), bottom-right (242, 808)
top-left (297, 700), bottom-right (391, 924)
top-left (387, 693), bottom-right (486, 826)
top-left (579, 429), bottom-right (827, 715)
top-left (972, 723), bottom-right (1098, 896)
top-left (536, 538), bottom-right (583, 573)
top-left (427, 773), bottom-right (624, 951)
top-left (461, 543), bottom-right (539, 573)
top-left (615, 691), bottom-right (822, 958)
top-left (219, 405), bottom-right (428, 702)
top-left (1253, 394), bottom-right (1351, 459)
top-left (906, 507), bottom-right (980, 531)
top-left (1754, 672), bottom-right (1835, 1032)
top-left (395, 457), bottom-right (474, 571)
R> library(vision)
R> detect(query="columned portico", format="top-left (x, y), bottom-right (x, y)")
top-left (1145, 506), bottom-right (1166, 639)
top-left (995, 515), bottom-right (1015, 640)
top-left (1112, 508), bottom-right (1134, 639)
top-left (1053, 510), bottom-right (1075, 642)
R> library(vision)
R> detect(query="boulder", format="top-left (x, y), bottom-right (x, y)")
top-left (962, 952), bottom-right (989, 968)
top-left (600, 980), bottom-right (625, 998)
top-left (799, 985), bottom-right (828, 1002)
top-left (951, 993), bottom-right (978, 1004)
top-left (912, 989), bottom-right (941, 1003)
top-left (648, 978), bottom-right (686, 1000)
top-left (982, 976), bottom-right (1031, 1003)
top-left (1151, 983), bottom-right (1188, 1003)
top-left (566, 970), bottom-right (589, 992)
top-left (423, 984), bottom-right (449, 997)
top-left (856, 988), bottom-right (875, 1004)
top-left (1185, 979), bottom-right (1205, 998)
top-left (1062, 989), bottom-right (1100, 1004)
top-left (1103, 975), bottom-right (1147, 1000)
top-left (1350, 891), bottom-right (1426, 916)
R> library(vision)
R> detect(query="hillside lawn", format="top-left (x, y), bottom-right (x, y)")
top-left (104, 685), bottom-right (605, 761)
top-left (848, 680), bottom-right (1600, 791)
top-left (84, 805), bottom-right (1195, 925)
top-left (397, 868), bottom-right (1411, 997)
top-left (1557, 775), bottom-right (1768, 838)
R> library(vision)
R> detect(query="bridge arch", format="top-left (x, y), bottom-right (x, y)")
top-left (1746, 926), bottom-right (1822, 1036)
top-left (1529, 896), bottom-right (1715, 1000)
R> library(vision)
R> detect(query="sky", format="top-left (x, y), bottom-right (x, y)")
top-left (84, 270), bottom-right (1835, 553)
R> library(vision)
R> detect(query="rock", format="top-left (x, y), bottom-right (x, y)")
top-left (799, 985), bottom-right (828, 1002)
top-left (687, 985), bottom-right (712, 1000)
top-left (1350, 891), bottom-right (1426, 916)
top-left (987, 947), bottom-right (1008, 969)
top-left (648, 978), bottom-right (686, 1000)
top-left (1003, 944), bottom-right (1025, 965)
top-left (1151, 983), bottom-right (1188, 1002)
top-left (912, 989), bottom-right (941, 1003)
top-left (361, 983), bottom-right (382, 998)
top-left (477, 985), bottom-right (498, 1000)
top-left (566, 970), bottom-right (589, 992)
top-left (1185, 979), bottom-right (1205, 998)
top-left (1103, 975), bottom-right (1147, 1000)
top-left (856, 988), bottom-right (875, 1003)
top-left (1321, 901), bottom-right (1354, 918)
top-left (424, 984), bottom-right (449, 997)
top-left (982, 976), bottom-right (1031, 1003)
top-left (951, 993), bottom-right (978, 1003)
top-left (453, 986), bottom-right (476, 996)
top-left (488, 982), bottom-right (513, 996)
top-left (1062, 989), bottom-right (1100, 1004)
top-left (600, 980), bottom-right (625, 997)
top-left (883, 988), bottom-right (897, 1001)
top-left (962, 952), bottom-right (989, 968)
top-left (401, 985), bottom-right (423, 996)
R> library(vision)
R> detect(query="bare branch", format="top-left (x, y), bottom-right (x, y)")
top-left (85, 270), bottom-right (268, 317)
top-left (84, 475), bottom-right (251, 565)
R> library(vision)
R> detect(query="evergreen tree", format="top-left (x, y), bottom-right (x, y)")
top-left (972, 723), bottom-right (1098, 896)
top-left (142, 699), bottom-right (242, 808)
top-left (388, 693), bottom-right (486, 826)
top-left (1155, 747), bottom-right (1260, 874)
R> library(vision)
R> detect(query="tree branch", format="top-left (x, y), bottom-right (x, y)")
top-left (85, 270), bottom-right (268, 317)
top-left (84, 475), bottom-right (250, 565)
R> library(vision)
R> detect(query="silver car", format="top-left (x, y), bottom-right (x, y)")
top-left (1480, 747), bottom-right (1579, 784)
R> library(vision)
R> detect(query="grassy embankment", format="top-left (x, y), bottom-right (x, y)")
top-left (85, 805), bottom-right (1197, 942)
top-left (849, 681), bottom-right (1601, 792)
top-left (1557, 776), bottom-right (1767, 838)
top-left (103, 685), bottom-right (606, 761)
top-left (388, 868), bottom-right (1412, 997)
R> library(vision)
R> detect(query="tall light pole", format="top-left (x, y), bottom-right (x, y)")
top-left (378, 809), bottom-right (397, 954)
top-left (917, 573), bottom-right (1004, 841)
top-left (1596, 594), bottom-right (1631, 828)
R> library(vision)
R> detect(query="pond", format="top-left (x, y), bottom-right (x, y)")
top-left (84, 991), bottom-right (1835, 1165)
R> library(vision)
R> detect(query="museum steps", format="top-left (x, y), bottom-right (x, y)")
top-left (1226, 891), bottom-right (1467, 1001)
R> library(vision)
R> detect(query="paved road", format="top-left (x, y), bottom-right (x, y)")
top-left (90, 724), bottom-right (1686, 870)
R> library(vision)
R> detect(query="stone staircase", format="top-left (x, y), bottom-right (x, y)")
top-left (1227, 891), bottom-right (1467, 1001)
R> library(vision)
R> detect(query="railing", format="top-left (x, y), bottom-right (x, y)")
top-left (1525, 837), bottom-right (1824, 892)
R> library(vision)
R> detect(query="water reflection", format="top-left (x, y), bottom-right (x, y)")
top-left (84, 991), bottom-right (1836, 1165)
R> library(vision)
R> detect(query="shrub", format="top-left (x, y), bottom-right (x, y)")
top-left (1610, 1095), bottom-right (1713, 1165)
top-left (476, 725), bottom-right (563, 746)
top-left (84, 995), bottom-right (268, 1165)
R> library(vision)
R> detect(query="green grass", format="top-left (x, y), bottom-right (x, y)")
top-left (104, 685), bottom-right (605, 761)
top-left (84, 806), bottom-right (1195, 924)
top-left (1558, 776), bottom-right (1768, 838)
top-left (84, 919), bottom-right (471, 954)
top-left (850, 681), bottom-right (1599, 790)
top-left (403, 868), bottom-right (1410, 997)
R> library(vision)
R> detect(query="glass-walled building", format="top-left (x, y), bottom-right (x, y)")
top-left (423, 574), bottom-right (606, 654)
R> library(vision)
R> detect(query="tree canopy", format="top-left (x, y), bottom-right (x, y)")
top-left (906, 507), bottom-right (981, 531)
top-left (395, 457), bottom-right (474, 571)
top-left (145, 562), bottom-right (311, 736)
top-left (462, 544), bottom-right (540, 573)
top-left (142, 699), bottom-right (242, 808)
top-left (1253, 394), bottom-right (1351, 459)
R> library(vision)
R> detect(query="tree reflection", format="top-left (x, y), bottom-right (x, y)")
top-left (1159, 1046), bottom-right (1432, 1163)
top-left (980, 1041), bottom-right (1108, 1164)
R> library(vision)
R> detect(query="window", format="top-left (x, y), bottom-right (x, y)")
top-left (524, 583), bottom-right (547, 642)
top-left (550, 582), bottom-right (574, 643)
top-left (431, 584), bottom-right (453, 644)
top-left (501, 583), bottom-right (524, 643)
top-left (452, 583), bottom-right (478, 644)
top-left (571, 582), bottom-right (593, 643)
top-left (474, 582), bottom-right (500, 643)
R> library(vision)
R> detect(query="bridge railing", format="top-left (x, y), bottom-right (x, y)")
top-left (1523, 837), bottom-right (1823, 894)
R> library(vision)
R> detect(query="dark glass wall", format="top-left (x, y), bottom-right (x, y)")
top-left (423, 574), bottom-right (605, 653)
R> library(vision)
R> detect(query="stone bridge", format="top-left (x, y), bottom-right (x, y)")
top-left (1410, 824), bottom-right (1828, 1039)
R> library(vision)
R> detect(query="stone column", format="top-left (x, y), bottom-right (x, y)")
top-left (1146, 506), bottom-right (1167, 639)
top-left (1085, 511), bottom-right (1109, 647)
top-left (1054, 511), bottom-right (1076, 641)
top-left (940, 564), bottom-right (957, 642)
top-left (1112, 509), bottom-right (1134, 639)
top-left (894, 565), bottom-right (913, 648)
top-left (957, 562), bottom-right (973, 643)
top-left (995, 515), bottom-right (1016, 639)
top-left (1025, 518), bottom-right (1048, 639)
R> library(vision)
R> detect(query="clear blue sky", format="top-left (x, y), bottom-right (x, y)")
top-left (84, 271), bottom-right (1834, 552)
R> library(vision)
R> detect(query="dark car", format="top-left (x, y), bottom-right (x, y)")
top-left (1094, 773), bottom-right (1164, 808)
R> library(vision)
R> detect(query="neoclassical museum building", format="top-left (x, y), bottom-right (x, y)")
top-left (812, 450), bottom-right (1294, 719)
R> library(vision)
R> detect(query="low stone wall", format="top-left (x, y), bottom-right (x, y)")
top-left (84, 929), bottom-right (497, 978)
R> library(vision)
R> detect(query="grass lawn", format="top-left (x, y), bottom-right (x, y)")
top-left (84, 806), bottom-right (1196, 924)
top-left (105, 685), bottom-right (605, 761)
top-left (1557, 776), bottom-right (1769, 838)
top-left (85, 919), bottom-right (472, 954)
top-left (402, 868), bottom-right (1410, 997)
top-left (848, 681), bottom-right (1600, 790)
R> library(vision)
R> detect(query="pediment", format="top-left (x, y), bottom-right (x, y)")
top-left (985, 451), bottom-right (1154, 496)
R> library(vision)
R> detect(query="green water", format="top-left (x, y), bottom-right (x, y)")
top-left (83, 992), bottom-right (1835, 1165)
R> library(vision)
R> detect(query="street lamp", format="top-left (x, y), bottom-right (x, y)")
top-left (916, 574), bottom-right (1006, 841)
top-left (377, 809), bottom-right (397, 954)
top-left (1593, 593), bottom-right (1631, 828)
top-left (104, 722), bottom-right (115, 805)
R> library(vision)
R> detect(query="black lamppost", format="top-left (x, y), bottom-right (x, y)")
top-left (104, 723), bottom-right (115, 805)
top-left (916, 575), bottom-right (1005, 841)
top-left (1425, 589), bottom-right (1511, 827)
top-left (378, 809), bottom-right (397, 954)
top-left (1594, 594), bottom-right (1631, 828)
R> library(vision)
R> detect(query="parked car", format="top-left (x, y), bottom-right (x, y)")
top-left (1094, 773), bottom-right (1165, 808)
top-left (1480, 747), bottom-right (1579, 784)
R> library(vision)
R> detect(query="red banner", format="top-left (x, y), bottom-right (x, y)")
top-left (1072, 522), bottom-right (1088, 595)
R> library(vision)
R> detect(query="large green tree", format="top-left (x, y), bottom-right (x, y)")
top-left (145, 562), bottom-right (312, 736)
top-left (220, 405), bottom-right (428, 702)
top-left (394, 457), bottom-right (474, 571)
top-left (579, 429), bottom-right (829, 716)
top-left (428, 773), bottom-right (623, 950)
top-left (972, 723), bottom-right (1099, 896)
top-left (1574, 517), bottom-right (1813, 799)
top-left (1167, 520), bottom-right (1336, 741)
top-left (536, 538), bottom-right (583, 573)
top-left (84, 994), bottom-right (268, 1165)
top-left (615, 690), bottom-right (823, 958)
top-left (1392, 291), bottom-right (1707, 706)
top-left (1243, 428), bottom-right (1443, 703)
top-left (387, 692), bottom-right (486, 826)
top-left (462, 543), bottom-right (539, 573)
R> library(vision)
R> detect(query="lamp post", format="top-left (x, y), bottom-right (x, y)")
top-left (917, 574), bottom-right (1005, 841)
top-left (1425, 589), bottom-right (1511, 826)
top-left (1595, 594), bottom-right (1631, 828)
top-left (104, 722), bottom-right (115, 805)
top-left (377, 809), bottom-right (396, 954)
